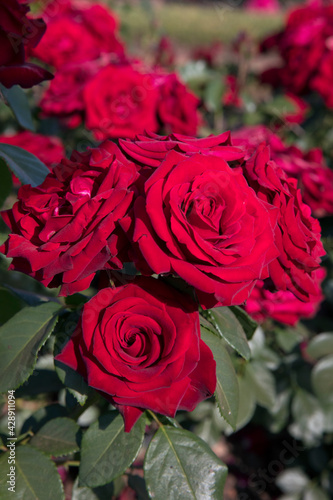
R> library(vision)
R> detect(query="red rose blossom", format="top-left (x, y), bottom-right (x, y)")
top-left (244, 268), bottom-right (325, 326)
top-left (55, 277), bottom-right (216, 431)
top-left (232, 125), bottom-right (333, 217)
top-left (0, 141), bottom-right (138, 296)
top-left (243, 144), bottom-right (325, 302)
top-left (40, 61), bottom-right (101, 128)
top-left (118, 132), bottom-right (279, 308)
top-left (155, 73), bottom-right (201, 136)
top-left (32, 1), bottom-right (125, 69)
top-left (0, 0), bottom-right (52, 88)
top-left (261, 2), bottom-right (333, 107)
top-left (83, 65), bottom-right (159, 140)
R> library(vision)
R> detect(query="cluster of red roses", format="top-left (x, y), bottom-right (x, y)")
top-left (0, 131), bottom-right (325, 427)
top-left (32, 0), bottom-right (200, 138)
top-left (261, 1), bottom-right (333, 108)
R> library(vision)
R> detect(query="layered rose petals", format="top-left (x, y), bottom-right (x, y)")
top-left (243, 145), bottom-right (325, 302)
top-left (55, 277), bottom-right (216, 431)
top-left (0, 142), bottom-right (138, 295)
top-left (119, 133), bottom-right (279, 308)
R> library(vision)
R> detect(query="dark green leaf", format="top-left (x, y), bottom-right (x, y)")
top-left (311, 354), bottom-right (333, 403)
top-left (15, 368), bottom-right (64, 397)
top-left (0, 143), bottom-right (49, 187)
top-left (0, 159), bottom-right (12, 209)
top-left (21, 404), bottom-right (69, 435)
top-left (54, 312), bottom-right (92, 405)
top-left (144, 426), bottom-right (227, 500)
top-left (72, 477), bottom-right (114, 500)
top-left (307, 333), bottom-right (333, 359)
top-left (235, 375), bottom-right (257, 431)
top-left (0, 302), bottom-right (61, 392)
top-left (0, 84), bottom-right (34, 131)
top-left (208, 307), bottom-right (251, 360)
top-left (229, 306), bottom-right (258, 340)
top-left (0, 287), bottom-right (24, 326)
top-left (79, 411), bottom-right (145, 488)
top-left (30, 417), bottom-right (80, 457)
top-left (201, 327), bottom-right (239, 429)
top-left (128, 475), bottom-right (150, 500)
top-left (0, 445), bottom-right (64, 500)
top-left (204, 78), bottom-right (224, 112)
top-left (303, 485), bottom-right (331, 500)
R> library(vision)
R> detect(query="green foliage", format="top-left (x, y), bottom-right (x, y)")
top-left (201, 326), bottom-right (239, 428)
top-left (29, 417), bottom-right (80, 457)
top-left (0, 302), bottom-right (61, 392)
top-left (0, 445), bottom-right (64, 499)
top-left (0, 84), bottom-right (35, 131)
top-left (79, 412), bottom-right (145, 488)
top-left (0, 159), bottom-right (12, 209)
top-left (0, 143), bottom-right (49, 187)
top-left (144, 426), bottom-right (227, 500)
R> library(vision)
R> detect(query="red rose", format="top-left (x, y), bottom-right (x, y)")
top-left (311, 50), bottom-right (333, 108)
top-left (233, 125), bottom-right (333, 217)
top-left (244, 268), bottom-right (325, 326)
top-left (261, 3), bottom-right (333, 99)
top-left (243, 145), bottom-right (325, 302)
top-left (55, 277), bottom-right (216, 431)
top-left (0, 131), bottom-right (65, 170)
top-left (222, 75), bottom-right (243, 109)
top-left (155, 73), bottom-right (201, 136)
top-left (0, 141), bottom-right (138, 296)
top-left (83, 65), bottom-right (159, 140)
top-left (0, 0), bottom-right (52, 88)
top-left (32, 1), bottom-right (125, 69)
top-left (40, 61), bottom-right (100, 128)
top-left (119, 132), bottom-right (279, 308)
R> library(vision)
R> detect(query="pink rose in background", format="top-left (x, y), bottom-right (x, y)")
top-left (245, 0), bottom-right (280, 12)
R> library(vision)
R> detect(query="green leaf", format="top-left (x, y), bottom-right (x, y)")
top-left (0, 445), bottom-right (64, 500)
top-left (0, 159), bottom-right (12, 209)
top-left (311, 354), bottom-right (333, 403)
top-left (54, 312), bottom-right (92, 405)
top-left (0, 302), bottom-right (61, 392)
top-left (79, 411), bottom-right (145, 488)
top-left (307, 333), bottom-right (333, 359)
top-left (204, 78), bottom-right (224, 112)
top-left (229, 306), bottom-right (258, 340)
top-left (0, 143), bottom-right (49, 187)
top-left (30, 417), bottom-right (80, 457)
top-left (303, 484), bottom-right (331, 500)
top-left (236, 375), bottom-right (256, 430)
top-left (201, 327), bottom-right (239, 429)
top-left (21, 404), bottom-right (69, 435)
top-left (128, 475), bottom-right (150, 500)
top-left (208, 307), bottom-right (251, 360)
top-left (0, 287), bottom-right (24, 326)
top-left (291, 389), bottom-right (325, 444)
top-left (245, 361), bottom-right (276, 409)
top-left (0, 84), bottom-right (34, 131)
top-left (144, 426), bottom-right (227, 500)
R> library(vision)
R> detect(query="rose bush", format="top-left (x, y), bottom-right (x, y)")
top-left (0, 0), bottom-right (52, 88)
top-left (119, 132), bottom-right (279, 308)
top-left (55, 277), bottom-right (216, 431)
top-left (0, 141), bottom-right (138, 295)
